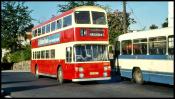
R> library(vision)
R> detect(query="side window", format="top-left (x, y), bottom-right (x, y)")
top-left (51, 49), bottom-right (55, 58)
top-left (42, 26), bottom-right (45, 34)
top-left (66, 47), bottom-right (72, 62)
top-left (35, 51), bottom-right (37, 59)
top-left (168, 35), bottom-right (174, 55)
top-left (35, 29), bottom-right (38, 37)
top-left (46, 50), bottom-right (49, 59)
top-left (57, 19), bottom-right (62, 29)
top-left (149, 36), bottom-right (166, 55)
top-left (133, 38), bottom-right (147, 55)
top-left (41, 50), bottom-right (45, 59)
top-left (51, 21), bottom-right (56, 31)
top-left (46, 24), bottom-right (50, 33)
top-left (122, 40), bottom-right (132, 55)
top-left (63, 15), bottom-right (72, 27)
top-left (33, 51), bottom-right (35, 59)
top-left (38, 28), bottom-right (41, 36)
top-left (37, 51), bottom-right (40, 59)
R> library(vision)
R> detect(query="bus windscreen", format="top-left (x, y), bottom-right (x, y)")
top-left (75, 11), bottom-right (90, 24)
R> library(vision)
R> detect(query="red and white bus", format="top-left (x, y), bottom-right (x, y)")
top-left (31, 6), bottom-right (111, 84)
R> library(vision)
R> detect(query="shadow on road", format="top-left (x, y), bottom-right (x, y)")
top-left (2, 84), bottom-right (59, 94)
top-left (143, 81), bottom-right (174, 88)
top-left (78, 70), bottom-right (122, 85)
top-left (2, 80), bottom-right (35, 84)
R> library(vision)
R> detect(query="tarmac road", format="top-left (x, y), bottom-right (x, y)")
top-left (1, 70), bottom-right (174, 98)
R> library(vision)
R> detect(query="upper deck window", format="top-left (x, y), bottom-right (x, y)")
top-left (42, 26), bottom-right (45, 34)
top-left (92, 11), bottom-right (106, 25)
top-left (51, 21), bottom-right (56, 31)
top-left (75, 11), bottom-right (90, 24)
top-left (34, 29), bottom-right (38, 37)
top-left (63, 15), bottom-right (72, 27)
top-left (32, 31), bottom-right (35, 37)
top-left (46, 24), bottom-right (50, 33)
top-left (57, 19), bottom-right (62, 29)
top-left (38, 28), bottom-right (41, 36)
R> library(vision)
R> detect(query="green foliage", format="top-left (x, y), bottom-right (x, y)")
top-left (107, 10), bottom-right (136, 45)
top-left (149, 24), bottom-right (158, 29)
top-left (1, 1), bottom-right (33, 52)
top-left (57, 1), bottom-right (100, 13)
top-left (3, 45), bottom-right (31, 63)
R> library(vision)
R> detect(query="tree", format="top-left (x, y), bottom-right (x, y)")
top-left (57, 1), bottom-right (100, 13)
top-left (162, 18), bottom-right (168, 28)
top-left (107, 10), bottom-right (136, 44)
top-left (149, 24), bottom-right (158, 29)
top-left (1, 1), bottom-right (33, 52)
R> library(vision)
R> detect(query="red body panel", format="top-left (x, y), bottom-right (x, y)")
top-left (31, 28), bottom-right (108, 48)
top-left (31, 60), bottom-right (110, 80)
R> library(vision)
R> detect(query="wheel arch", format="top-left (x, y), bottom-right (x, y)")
top-left (132, 67), bottom-right (141, 76)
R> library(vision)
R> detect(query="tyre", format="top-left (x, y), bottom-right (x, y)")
top-left (35, 66), bottom-right (39, 79)
top-left (132, 68), bottom-right (143, 84)
top-left (57, 66), bottom-right (64, 85)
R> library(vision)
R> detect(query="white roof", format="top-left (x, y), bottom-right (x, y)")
top-left (116, 27), bottom-right (174, 41)
top-left (74, 6), bottom-right (106, 12)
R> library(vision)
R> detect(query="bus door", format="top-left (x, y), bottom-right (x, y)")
top-left (64, 47), bottom-right (73, 79)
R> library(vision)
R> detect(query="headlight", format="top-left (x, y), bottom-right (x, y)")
top-left (79, 67), bottom-right (84, 72)
top-left (79, 73), bottom-right (84, 78)
top-left (103, 72), bottom-right (107, 77)
top-left (104, 66), bottom-right (108, 71)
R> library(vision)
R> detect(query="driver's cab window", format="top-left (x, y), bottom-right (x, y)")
top-left (115, 41), bottom-right (120, 56)
top-left (66, 47), bottom-right (72, 62)
top-left (108, 45), bottom-right (114, 59)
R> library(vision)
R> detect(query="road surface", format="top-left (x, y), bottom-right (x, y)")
top-left (1, 70), bottom-right (173, 98)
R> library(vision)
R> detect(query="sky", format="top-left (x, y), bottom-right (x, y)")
top-left (24, 1), bottom-right (168, 30)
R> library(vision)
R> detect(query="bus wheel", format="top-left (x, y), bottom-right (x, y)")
top-left (133, 68), bottom-right (143, 84)
top-left (35, 66), bottom-right (39, 79)
top-left (57, 66), bottom-right (63, 85)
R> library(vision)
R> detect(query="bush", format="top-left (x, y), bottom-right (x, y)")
top-left (3, 45), bottom-right (31, 63)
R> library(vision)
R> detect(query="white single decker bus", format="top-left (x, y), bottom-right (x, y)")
top-left (115, 27), bottom-right (174, 85)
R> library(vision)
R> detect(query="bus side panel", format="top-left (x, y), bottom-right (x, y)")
top-left (63, 63), bottom-right (77, 80)
top-left (117, 55), bottom-right (174, 85)
top-left (31, 60), bottom-right (35, 74)
top-left (149, 72), bottom-right (174, 85)
top-left (119, 69), bottom-right (132, 79)
top-left (62, 28), bottom-right (74, 43)
top-left (31, 39), bottom-right (38, 48)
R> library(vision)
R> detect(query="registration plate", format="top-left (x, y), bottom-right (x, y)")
top-left (90, 72), bottom-right (99, 75)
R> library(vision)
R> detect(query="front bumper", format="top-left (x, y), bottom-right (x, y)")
top-left (72, 77), bottom-right (111, 82)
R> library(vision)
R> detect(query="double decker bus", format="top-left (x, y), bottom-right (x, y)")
top-left (31, 6), bottom-right (111, 84)
top-left (115, 27), bottom-right (174, 85)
